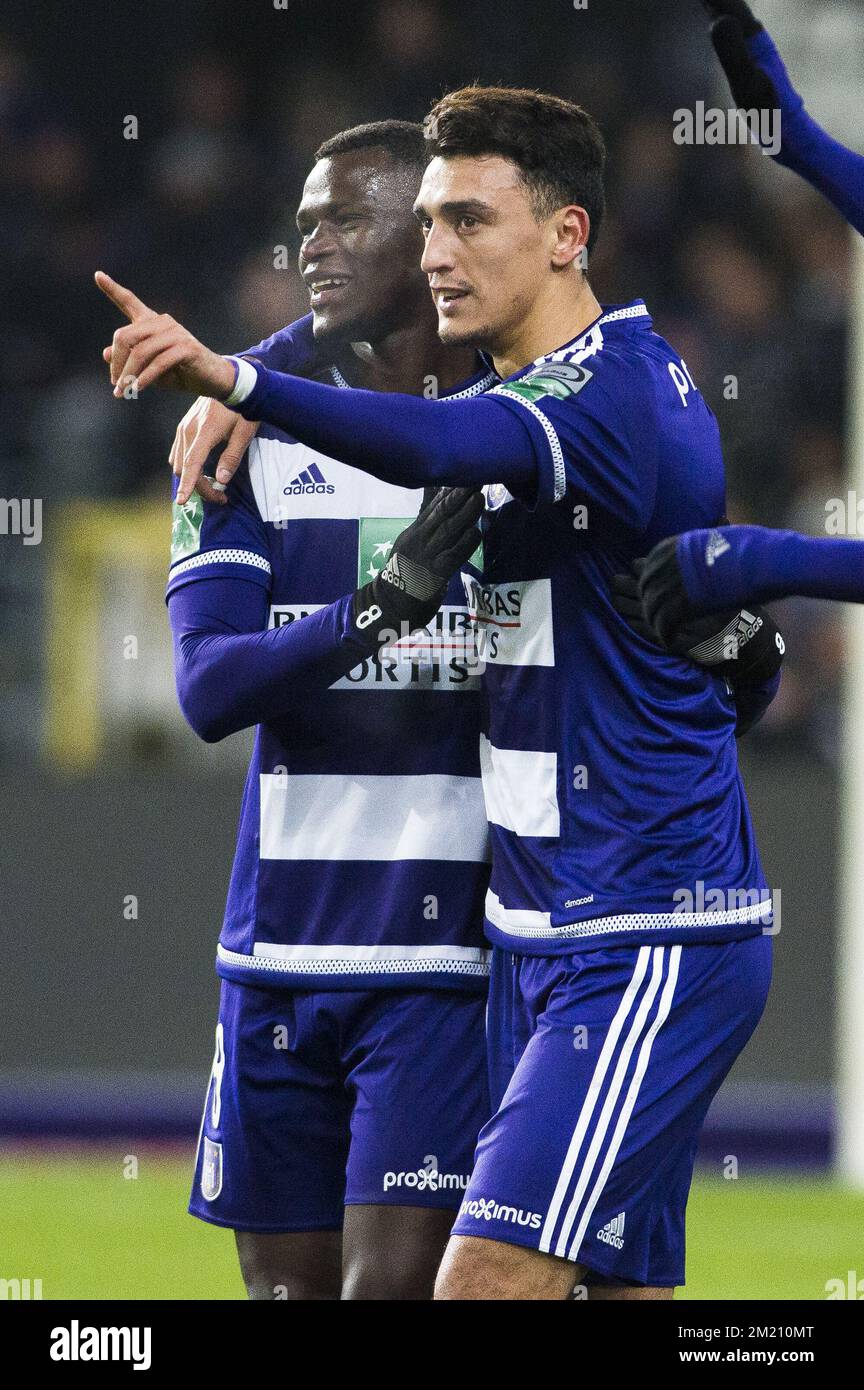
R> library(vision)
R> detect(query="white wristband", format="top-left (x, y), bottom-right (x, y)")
top-left (223, 356), bottom-right (259, 406)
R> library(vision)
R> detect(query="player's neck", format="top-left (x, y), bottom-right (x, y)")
top-left (332, 325), bottom-right (479, 397)
top-left (491, 275), bottom-right (602, 381)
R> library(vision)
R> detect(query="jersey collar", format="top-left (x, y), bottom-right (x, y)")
top-left (482, 299), bottom-right (652, 383)
top-left (328, 356), bottom-right (497, 399)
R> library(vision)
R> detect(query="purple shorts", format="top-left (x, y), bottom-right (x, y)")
top-left (451, 938), bottom-right (771, 1285)
top-left (189, 977), bottom-right (489, 1232)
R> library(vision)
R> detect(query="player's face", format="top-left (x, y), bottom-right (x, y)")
top-left (415, 154), bottom-right (559, 351)
top-left (296, 151), bottom-right (431, 343)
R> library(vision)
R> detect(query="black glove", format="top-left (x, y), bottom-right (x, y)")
top-left (612, 560), bottom-right (736, 654)
top-left (702, 0), bottom-right (762, 35)
top-left (352, 486), bottom-right (484, 646)
top-left (700, 1), bottom-right (778, 111)
top-left (633, 536), bottom-right (693, 649)
top-left (612, 554), bottom-right (785, 685)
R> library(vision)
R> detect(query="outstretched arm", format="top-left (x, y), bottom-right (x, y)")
top-left (639, 525), bottom-right (864, 648)
top-left (93, 272), bottom-right (667, 525)
top-left (611, 562), bottom-right (785, 737)
top-left (702, 1), bottom-right (864, 234)
top-left (96, 268), bottom-right (539, 495)
top-left (228, 361), bottom-right (538, 493)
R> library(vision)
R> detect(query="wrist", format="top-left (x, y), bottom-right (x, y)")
top-left (221, 355), bottom-right (259, 405)
top-left (352, 577), bottom-right (444, 651)
top-left (723, 609), bottom-right (786, 686)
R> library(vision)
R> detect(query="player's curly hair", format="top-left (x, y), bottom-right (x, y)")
top-left (423, 86), bottom-right (606, 254)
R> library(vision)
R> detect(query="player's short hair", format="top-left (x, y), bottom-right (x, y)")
top-left (423, 86), bottom-right (606, 254)
top-left (314, 120), bottom-right (428, 179)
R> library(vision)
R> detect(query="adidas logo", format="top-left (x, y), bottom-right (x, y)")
top-left (597, 1212), bottom-right (625, 1249)
top-left (284, 461), bottom-right (335, 496)
top-left (732, 609), bottom-right (762, 651)
top-left (381, 553), bottom-right (405, 591)
top-left (705, 530), bottom-right (730, 567)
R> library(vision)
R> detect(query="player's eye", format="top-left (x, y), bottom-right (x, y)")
top-left (458, 215), bottom-right (478, 231)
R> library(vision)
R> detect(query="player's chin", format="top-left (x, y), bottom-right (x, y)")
top-left (436, 312), bottom-right (488, 348)
top-left (311, 305), bottom-right (362, 344)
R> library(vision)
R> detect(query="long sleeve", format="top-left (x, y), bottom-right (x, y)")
top-left (678, 526), bottom-right (864, 612)
top-left (751, 30), bottom-right (864, 235)
top-left (166, 460), bottom-right (381, 742)
top-left (231, 364), bottom-right (540, 494)
top-left (169, 578), bottom-right (383, 743)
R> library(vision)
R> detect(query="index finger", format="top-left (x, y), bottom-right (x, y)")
top-left (94, 271), bottom-right (155, 323)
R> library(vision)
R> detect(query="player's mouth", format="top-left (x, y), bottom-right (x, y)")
top-left (307, 275), bottom-right (351, 307)
top-left (433, 286), bottom-right (472, 317)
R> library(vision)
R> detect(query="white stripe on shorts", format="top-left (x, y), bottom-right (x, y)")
top-left (539, 946), bottom-right (652, 1254)
top-left (565, 946), bottom-right (681, 1260)
top-left (540, 945), bottom-right (681, 1260)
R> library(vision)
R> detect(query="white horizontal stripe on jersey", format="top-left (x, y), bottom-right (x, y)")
top-left (485, 890), bottom-right (552, 933)
top-left (217, 942), bottom-right (491, 978)
top-left (252, 943), bottom-right (489, 962)
top-left (269, 603), bottom-right (482, 691)
top-left (259, 771), bottom-right (490, 862)
top-left (249, 435), bottom-right (423, 523)
top-left (485, 889), bottom-right (774, 939)
top-left (461, 576), bottom-right (554, 668)
top-left (168, 548), bottom-right (271, 579)
top-left (483, 889), bottom-right (552, 934)
top-left (479, 736), bottom-right (560, 838)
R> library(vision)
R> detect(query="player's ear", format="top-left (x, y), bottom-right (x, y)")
top-left (551, 205), bottom-right (590, 271)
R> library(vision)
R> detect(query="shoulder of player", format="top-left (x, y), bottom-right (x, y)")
top-left (494, 339), bottom-right (654, 421)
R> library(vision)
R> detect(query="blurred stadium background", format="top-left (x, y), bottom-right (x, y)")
top-left (1, 0), bottom-right (863, 1299)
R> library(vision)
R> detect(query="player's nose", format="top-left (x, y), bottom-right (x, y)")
top-left (299, 226), bottom-right (337, 264)
top-left (420, 222), bottom-right (456, 277)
